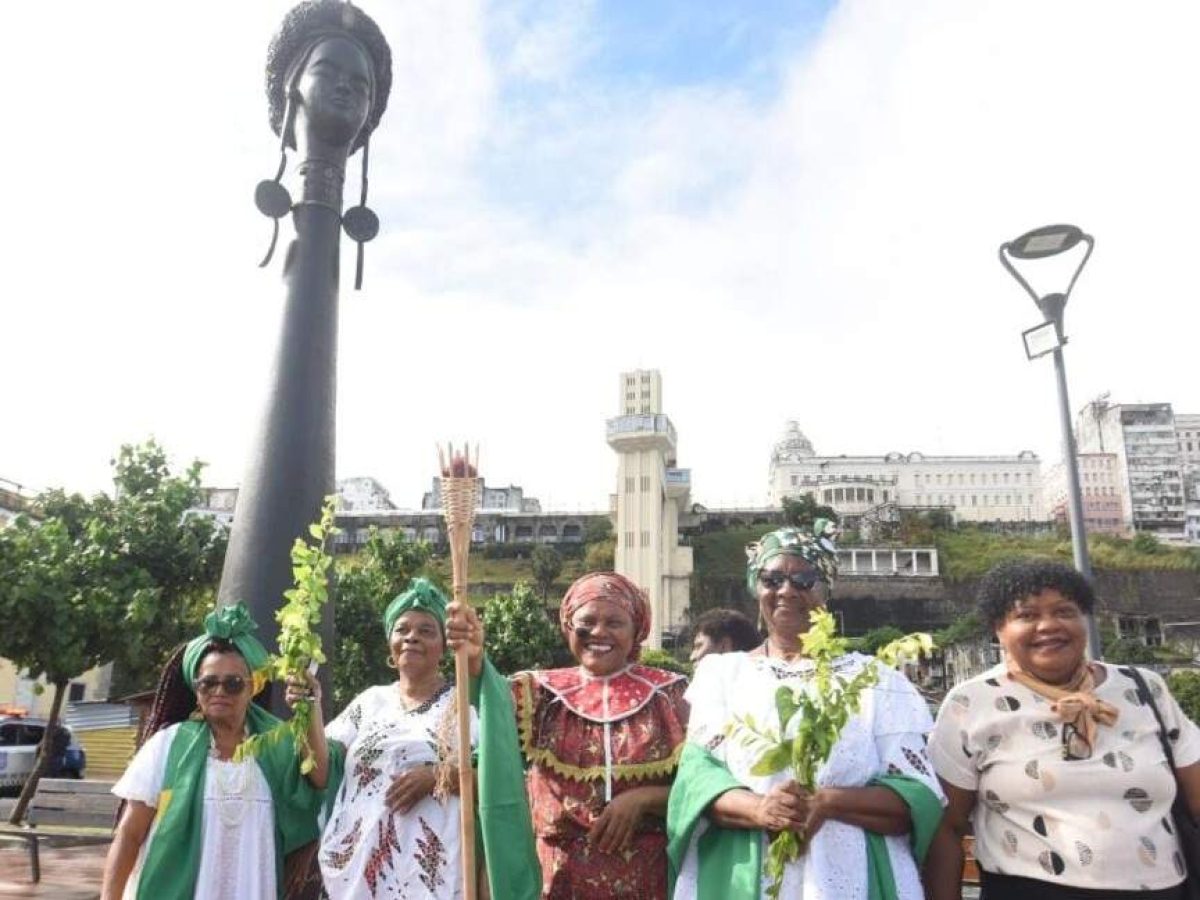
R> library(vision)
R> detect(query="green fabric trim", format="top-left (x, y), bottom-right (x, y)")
top-left (383, 577), bottom-right (448, 636)
top-left (474, 657), bottom-right (542, 900)
top-left (665, 751), bottom-right (943, 900)
top-left (864, 774), bottom-right (945, 900)
top-left (667, 743), bottom-right (761, 900)
top-left (136, 705), bottom-right (326, 900)
top-left (182, 603), bottom-right (270, 684)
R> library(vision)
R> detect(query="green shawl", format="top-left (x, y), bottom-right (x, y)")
top-left (666, 744), bottom-right (942, 900)
top-left (137, 704), bottom-right (326, 900)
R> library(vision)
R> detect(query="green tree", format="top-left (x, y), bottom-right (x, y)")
top-left (1167, 670), bottom-right (1200, 725)
top-left (531, 544), bottom-right (563, 600)
top-left (105, 442), bottom-right (228, 696)
top-left (1104, 637), bottom-right (1157, 665)
top-left (639, 647), bottom-right (690, 676)
top-left (480, 582), bottom-right (560, 675)
top-left (332, 528), bottom-right (434, 710)
top-left (583, 518), bottom-right (613, 545)
top-left (859, 626), bottom-right (905, 655)
top-left (583, 537), bottom-right (616, 572)
top-left (781, 495), bottom-right (838, 530)
top-left (0, 516), bottom-right (156, 823)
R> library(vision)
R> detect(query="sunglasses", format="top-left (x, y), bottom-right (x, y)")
top-left (758, 570), bottom-right (822, 592)
top-left (194, 675), bottom-right (248, 696)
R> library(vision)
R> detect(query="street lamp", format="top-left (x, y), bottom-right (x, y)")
top-left (999, 223), bottom-right (1103, 659)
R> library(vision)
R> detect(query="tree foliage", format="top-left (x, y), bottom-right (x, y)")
top-left (479, 582), bottom-right (561, 675)
top-left (781, 495), bottom-right (838, 530)
top-left (583, 537), bottom-right (615, 572)
top-left (332, 528), bottom-right (435, 711)
top-left (1167, 670), bottom-right (1200, 726)
top-left (0, 440), bottom-right (226, 821)
top-left (639, 647), bottom-right (690, 676)
top-left (531, 544), bottom-right (564, 600)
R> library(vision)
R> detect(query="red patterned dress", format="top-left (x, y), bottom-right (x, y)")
top-left (512, 664), bottom-right (689, 899)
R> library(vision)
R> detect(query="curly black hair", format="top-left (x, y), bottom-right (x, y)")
top-left (976, 559), bottom-right (1096, 630)
top-left (692, 608), bottom-right (761, 652)
top-left (266, 0), bottom-right (393, 152)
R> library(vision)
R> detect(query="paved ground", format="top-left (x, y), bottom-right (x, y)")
top-left (0, 840), bottom-right (107, 899)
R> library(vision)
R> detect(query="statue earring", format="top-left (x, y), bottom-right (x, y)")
top-left (255, 99), bottom-right (296, 268)
top-left (342, 136), bottom-right (379, 290)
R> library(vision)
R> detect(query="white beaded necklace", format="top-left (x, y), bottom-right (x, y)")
top-left (209, 726), bottom-right (250, 828)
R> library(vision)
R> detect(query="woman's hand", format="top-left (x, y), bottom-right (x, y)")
top-left (387, 765), bottom-right (437, 814)
top-left (446, 601), bottom-right (485, 678)
top-left (284, 672), bottom-right (321, 710)
top-left (588, 788), bottom-right (652, 853)
top-left (754, 781), bottom-right (813, 835)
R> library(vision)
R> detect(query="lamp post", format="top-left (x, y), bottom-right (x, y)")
top-left (999, 223), bottom-right (1103, 659)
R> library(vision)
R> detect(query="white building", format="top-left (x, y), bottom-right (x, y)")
top-left (421, 479), bottom-right (541, 513)
top-left (338, 476), bottom-right (397, 512)
top-left (768, 422), bottom-right (1042, 523)
top-left (606, 370), bottom-right (693, 647)
top-left (1041, 453), bottom-right (1128, 536)
top-left (1076, 400), bottom-right (1186, 539)
top-left (1176, 413), bottom-right (1200, 502)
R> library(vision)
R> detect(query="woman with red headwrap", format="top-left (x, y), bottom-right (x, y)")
top-left (452, 571), bottom-right (689, 899)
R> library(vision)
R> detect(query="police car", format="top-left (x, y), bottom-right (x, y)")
top-left (0, 709), bottom-right (86, 792)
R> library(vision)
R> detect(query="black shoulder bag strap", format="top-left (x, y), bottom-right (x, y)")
top-left (1127, 666), bottom-right (1200, 898)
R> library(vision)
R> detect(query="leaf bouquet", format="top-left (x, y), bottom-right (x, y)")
top-left (729, 609), bottom-right (933, 900)
top-left (236, 496), bottom-right (338, 774)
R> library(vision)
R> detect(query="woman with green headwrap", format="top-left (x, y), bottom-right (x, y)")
top-left (308, 577), bottom-right (479, 899)
top-left (666, 522), bottom-right (944, 900)
top-left (101, 603), bottom-right (328, 900)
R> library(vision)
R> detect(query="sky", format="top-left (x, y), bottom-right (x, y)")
top-left (4, 0), bottom-right (1200, 512)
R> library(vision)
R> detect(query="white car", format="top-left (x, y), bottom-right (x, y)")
top-left (0, 714), bottom-right (86, 792)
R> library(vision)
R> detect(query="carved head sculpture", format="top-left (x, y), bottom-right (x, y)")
top-left (266, 0), bottom-right (392, 154)
top-left (258, 1), bottom-right (392, 286)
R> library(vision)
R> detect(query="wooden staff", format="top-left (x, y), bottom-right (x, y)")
top-left (438, 443), bottom-right (480, 900)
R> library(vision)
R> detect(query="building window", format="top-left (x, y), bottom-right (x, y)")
top-left (882, 490), bottom-right (889, 502)
top-left (626, 376), bottom-right (635, 386)
top-left (625, 476), bottom-right (635, 493)
top-left (824, 490), bottom-right (833, 502)
top-left (970, 474), bottom-right (975, 484)
top-left (640, 475), bottom-right (651, 491)
top-left (68, 682), bottom-right (86, 703)
top-left (972, 495), bottom-right (977, 506)
top-left (640, 531), bottom-right (651, 547)
top-left (791, 475), bottom-right (798, 486)
top-left (625, 531), bottom-right (634, 548)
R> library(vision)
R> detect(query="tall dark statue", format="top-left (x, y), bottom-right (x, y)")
top-left (219, 0), bottom-right (391, 715)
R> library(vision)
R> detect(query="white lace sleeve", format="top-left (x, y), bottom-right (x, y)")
top-left (684, 653), bottom-right (735, 759)
top-left (112, 723), bottom-right (179, 807)
top-left (326, 687), bottom-right (377, 747)
top-left (871, 665), bottom-right (944, 802)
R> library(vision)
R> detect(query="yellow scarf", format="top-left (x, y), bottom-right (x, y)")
top-left (1007, 663), bottom-right (1119, 758)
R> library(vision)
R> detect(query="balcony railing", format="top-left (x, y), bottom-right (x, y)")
top-left (666, 468), bottom-right (691, 486)
top-left (606, 414), bottom-right (677, 445)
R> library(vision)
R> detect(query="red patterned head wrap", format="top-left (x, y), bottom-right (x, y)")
top-left (559, 572), bottom-right (651, 661)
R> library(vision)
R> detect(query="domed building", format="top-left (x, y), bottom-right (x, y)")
top-left (768, 422), bottom-right (1043, 525)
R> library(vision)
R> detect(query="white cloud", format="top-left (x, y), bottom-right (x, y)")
top-left (4, 0), bottom-right (1199, 517)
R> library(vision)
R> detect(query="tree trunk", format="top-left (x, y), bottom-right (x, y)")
top-left (9, 679), bottom-right (68, 825)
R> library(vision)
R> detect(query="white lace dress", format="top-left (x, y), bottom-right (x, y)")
top-left (673, 651), bottom-right (943, 900)
top-left (320, 682), bottom-right (479, 899)
top-left (112, 722), bottom-right (277, 900)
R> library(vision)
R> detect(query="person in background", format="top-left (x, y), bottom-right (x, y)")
top-left (689, 608), bottom-right (760, 663)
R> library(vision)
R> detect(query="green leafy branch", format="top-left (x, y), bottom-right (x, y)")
top-left (236, 497), bottom-right (338, 774)
top-left (728, 608), bottom-right (933, 900)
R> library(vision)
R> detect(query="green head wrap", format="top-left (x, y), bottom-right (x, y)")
top-left (745, 519), bottom-right (839, 592)
top-left (383, 578), bottom-right (448, 637)
top-left (181, 602), bottom-right (271, 687)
